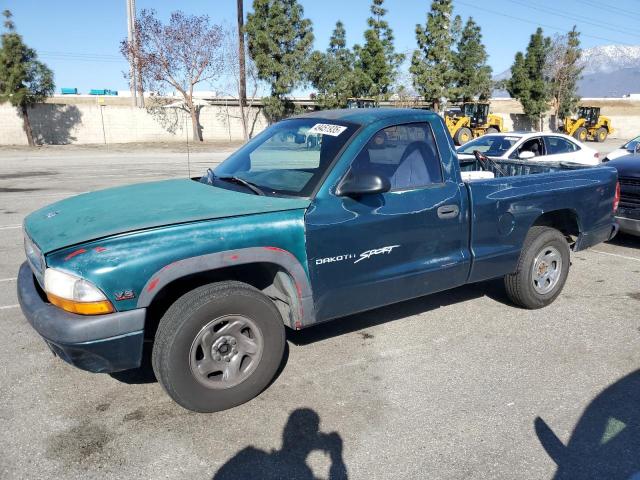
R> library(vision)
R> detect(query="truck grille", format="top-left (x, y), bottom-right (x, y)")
top-left (619, 177), bottom-right (640, 211)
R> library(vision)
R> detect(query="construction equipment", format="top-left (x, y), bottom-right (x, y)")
top-left (563, 106), bottom-right (613, 143)
top-left (445, 102), bottom-right (504, 146)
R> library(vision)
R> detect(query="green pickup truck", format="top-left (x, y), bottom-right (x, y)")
top-left (18, 109), bottom-right (618, 412)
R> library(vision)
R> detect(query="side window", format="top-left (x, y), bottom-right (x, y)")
top-left (350, 123), bottom-right (443, 190)
top-left (546, 137), bottom-right (578, 155)
top-left (513, 137), bottom-right (544, 158)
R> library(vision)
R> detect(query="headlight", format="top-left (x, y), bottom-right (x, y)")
top-left (44, 268), bottom-right (114, 315)
top-left (24, 232), bottom-right (45, 274)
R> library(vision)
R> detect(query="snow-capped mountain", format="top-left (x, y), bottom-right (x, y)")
top-left (579, 45), bottom-right (640, 76)
top-left (493, 44), bottom-right (640, 98)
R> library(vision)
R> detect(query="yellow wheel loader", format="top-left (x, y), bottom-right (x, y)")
top-left (445, 103), bottom-right (504, 146)
top-left (563, 106), bottom-right (613, 143)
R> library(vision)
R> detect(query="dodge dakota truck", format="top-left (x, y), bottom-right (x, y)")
top-left (17, 109), bottom-right (619, 413)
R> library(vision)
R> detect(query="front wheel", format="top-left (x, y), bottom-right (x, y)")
top-left (152, 281), bottom-right (286, 412)
top-left (595, 127), bottom-right (607, 142)
top-left (504, 226), bottom-right (570, 309)
top-left (573, 127), bottom-right (588, 142)
top-left (454, 127), bottom-right (473, 145)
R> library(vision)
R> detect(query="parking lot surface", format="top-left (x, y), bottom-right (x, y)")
top-left (1, 141), bottom-right (639, 479)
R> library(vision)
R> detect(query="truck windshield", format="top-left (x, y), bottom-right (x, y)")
top-left (211, 118), bottom-right (359, 197)
top-left (457, 135), bottom-right (520, 156)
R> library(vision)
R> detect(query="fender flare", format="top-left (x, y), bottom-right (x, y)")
top-left (136, 246), bottom-right (315, 328)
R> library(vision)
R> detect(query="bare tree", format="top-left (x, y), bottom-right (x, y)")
top-left (221, 25), bottom-right (261, 140)
top-left (545, 26), bottom-right (583, 129)
top-left (120, 9), bottom-right (223, 141)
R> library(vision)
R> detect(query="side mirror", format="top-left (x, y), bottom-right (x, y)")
top-left (519, 150), bottom-right (535, 160)
top-left (336, 171), bottom-right (391, 197)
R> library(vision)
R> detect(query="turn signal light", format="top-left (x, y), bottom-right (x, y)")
top-left (613, 181), bottom-right (620, 212)
top-left (47, 293), bottom-right (114, 315)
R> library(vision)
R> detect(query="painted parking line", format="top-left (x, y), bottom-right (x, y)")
top-left (0, 225), bottom-right (21, 230)
top-left (0, 304), bottom-right (19, 310)
top-left (0, 278), bottom-right (17, 283)
top-left (591, 249), bottom-right (640, 263)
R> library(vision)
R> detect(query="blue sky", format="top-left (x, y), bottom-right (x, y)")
top-left (3, 0), bottom-right (640, 94)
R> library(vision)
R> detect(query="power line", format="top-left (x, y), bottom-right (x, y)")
top-left (40, 50), bottom-right (122, 59)
top-left (572, 0), bottom-right (640, 21)
top-left (503, 0), bottom-right (640, 39)
top-left (455, 0), bottom-right (636, 46)
top-left (39, 55), bottom-right (126, 64)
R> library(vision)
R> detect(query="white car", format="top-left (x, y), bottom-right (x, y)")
top-left (603, 135), bottom-right (640, 162)
top-left (456, 132), bottom-right (601, 166)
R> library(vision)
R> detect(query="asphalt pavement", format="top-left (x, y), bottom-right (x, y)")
top-left (0, 139), bottom-right (639, 479)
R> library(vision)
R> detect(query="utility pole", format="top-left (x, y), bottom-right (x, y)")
top-left (237, 0), bottom-right (246, 108)
top-left (237, 0), bottom-right (247, 139)
top-left (126, 0), bottom-right (138, 107)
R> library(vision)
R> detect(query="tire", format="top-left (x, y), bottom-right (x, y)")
top-left (454, 127), bottom-right (473, 145)
top-left (504, 226), bottom-right (570, 309)
top-left (152, 281), bottom-right (286, 413)
top-left (595, 127), bottom-right (607, 142)
top-left (573, 127), bottom-right (588, 143)
top-left (485, 127), bottom-right (499, 135)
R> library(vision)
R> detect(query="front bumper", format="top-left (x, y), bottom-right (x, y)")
top-left (616, 216), bottom-right (640, 236)
top-left (17, 262), bottom-right (146, 373)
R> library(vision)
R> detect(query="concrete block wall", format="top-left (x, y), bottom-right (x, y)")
top-left (0, 102), bottom-right (268, 145)
top-left (1, 99), bottom-right (638, 145)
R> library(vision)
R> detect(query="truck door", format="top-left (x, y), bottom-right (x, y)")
top-left (305, 122), bottom-right (471, 322)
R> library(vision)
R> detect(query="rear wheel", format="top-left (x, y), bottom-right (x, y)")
top-left (504, 226), bottom-right (570, 309)
top-left (454, 127), bottom-right (473, 145)
top-left (573, 127), bottom-right (588, 142)
top-left (485, 127), bottom-right (499, 135)
top-left (152, 281), bottom-right (286, 412)
top-left (595, 127), bottom-right (607, 142)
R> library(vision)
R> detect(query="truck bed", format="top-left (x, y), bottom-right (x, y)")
top-left (459, 157), bottom-right (618, 284)
top-left (459, 157), bottom-right (590, 178)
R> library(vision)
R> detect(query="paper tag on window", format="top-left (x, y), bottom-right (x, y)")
top-left (307, 123), bottom-right (347, 137)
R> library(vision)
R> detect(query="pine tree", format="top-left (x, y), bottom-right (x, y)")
top-left (452, 17), bottom-right (492, 102)
top-left (354, 0), bottom-right (404, 101)
top-left (0, 10), bottom-right (54, 146)
top-left (308, 21), bottom-right (357, 109)
top-left (410, 0), bottom-right (460, 111)
top-left (546, 26), bottom-right (583, 123)
top-left (507, 27), bottom-right (552, 130)
top-left (245, 0), bottom-right (313, 121)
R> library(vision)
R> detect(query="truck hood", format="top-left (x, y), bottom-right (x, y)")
top-left (608, 155), bottom-right (640, 178)
top-left (24, 179), bottom-right (310, 253)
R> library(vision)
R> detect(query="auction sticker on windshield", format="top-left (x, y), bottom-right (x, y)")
top-left (307, 123), bottom-right (348, 137)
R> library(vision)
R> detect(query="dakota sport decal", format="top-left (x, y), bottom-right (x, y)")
top-left (315, 245), bottom-right (400, 266)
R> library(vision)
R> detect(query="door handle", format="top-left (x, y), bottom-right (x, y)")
top-left (437, 205), bottom-right (459, 219)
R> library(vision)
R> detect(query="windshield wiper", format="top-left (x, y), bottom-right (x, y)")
top-left (218, 175), bottom-right (266, 196)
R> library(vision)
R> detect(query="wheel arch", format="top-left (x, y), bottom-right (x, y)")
top-left (531, 208), bottom-right (581, 242)
top-left (138, 247), bottom-right (315, 336)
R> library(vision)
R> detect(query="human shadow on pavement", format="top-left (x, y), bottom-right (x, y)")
top-left (212, 408), bottom-right (348, 480)
top-left (535, 369), bottom-right (640, 479)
